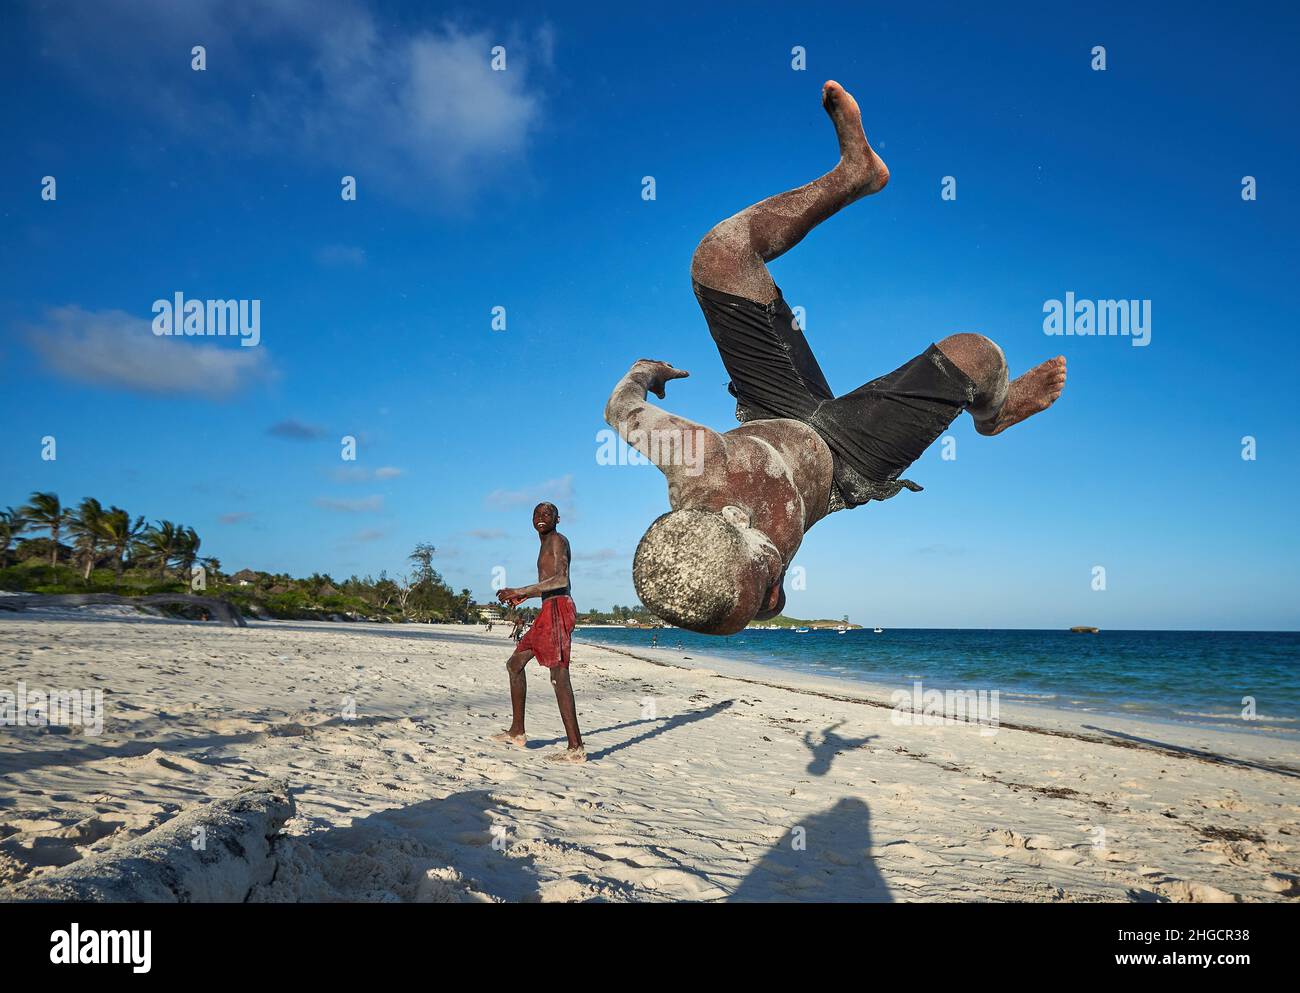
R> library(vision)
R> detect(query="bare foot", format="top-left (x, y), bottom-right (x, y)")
top-left (544, 746), bottom-right (586, 764)
top-left (490, 730), bottom-right (527, 748)
top-left (821, 80), bottom-right (889, 196)
top-left (976, 357), bottom-right (1067, 436)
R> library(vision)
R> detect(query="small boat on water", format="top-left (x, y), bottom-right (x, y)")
top-left (873, 626), bottom-right (883, 634)
top-left (794, 627), bottom-right (810, 634)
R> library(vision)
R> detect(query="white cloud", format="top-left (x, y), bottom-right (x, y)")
top-left (270, 419), bottom-right (328, 440)
top-left (316, 495), bottom-right (383, 513)
top-left (485, 474), bottom-right (574, 512)
top-left (574, 548), bottom-right (622, 562)
top-left (26, 306), bottom-right (272, 398)
top-left (30, 0), bottom-right (552, 198)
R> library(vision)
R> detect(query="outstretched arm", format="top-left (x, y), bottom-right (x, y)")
top-left (604, 360), bottom-right (723, 493)
top-left (498, 534), bottom-right (569, 606)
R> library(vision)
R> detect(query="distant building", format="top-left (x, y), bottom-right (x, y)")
top-left (230, 568), bottom-right (261, 587)
top-left (477, 605), bottom-right (503, 621)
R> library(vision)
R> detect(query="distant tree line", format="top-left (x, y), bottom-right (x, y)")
top-left (580, 603), bottom-right (662, 626)
top-left (0, 491), bottom-right (478, 623)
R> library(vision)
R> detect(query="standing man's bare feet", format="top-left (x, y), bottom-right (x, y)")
top-left (490, 730), bottom-right (527, 748)
top-left (976, 357), bottom-right (1067, 436)
top-left (544, 746), bottom-right (587, 764)
top-left (821, 80), bottom-right (889, 197)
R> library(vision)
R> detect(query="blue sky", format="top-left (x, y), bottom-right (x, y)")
top-left (2, 0), bottom-right (1297, 629)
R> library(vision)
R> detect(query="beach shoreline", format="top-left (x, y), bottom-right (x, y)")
top-left (574, 637), bottom-right (1300, 759)
top-left (2, 613), bottom-right (1297, 902)
top-left (579, 629), bottom-right (1300, 743)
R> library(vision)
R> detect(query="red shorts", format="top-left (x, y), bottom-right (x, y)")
top-left (517, 595), bottom-right (576, 668)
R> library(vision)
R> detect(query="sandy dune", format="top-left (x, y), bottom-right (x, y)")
top-left (1, 614), bottom-right (1296, 902)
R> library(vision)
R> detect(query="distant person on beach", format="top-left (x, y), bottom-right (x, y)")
top-left (491, 502), bottom-right (585, 762)
top-left (510, 615), bottom-right (526, 641)
top-left (606, 80), bottom-right (1066, 636)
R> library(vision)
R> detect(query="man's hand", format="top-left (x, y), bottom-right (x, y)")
top-left (632, 359), bottom-right (689, 399)
top-left (497, 587), bottom-right (527, 607)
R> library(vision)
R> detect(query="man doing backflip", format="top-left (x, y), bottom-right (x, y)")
top-left (606, 81), bottom-right (1066, 635)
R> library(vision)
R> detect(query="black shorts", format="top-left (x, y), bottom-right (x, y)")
top-left (693, 280), bottom-right (977, 511)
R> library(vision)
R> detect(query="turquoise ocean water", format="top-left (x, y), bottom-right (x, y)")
top-left (575, 627), bottom-right (1300, 736)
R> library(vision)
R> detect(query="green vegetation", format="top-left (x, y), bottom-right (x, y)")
top-left (747, 614), bottom-right (860, 630)
top-left (571, 605), bottom-right (859, 629)
top-left (577, 603), bottom-right (661, 626)
top-left (0, 490), bottom-right (479, 624)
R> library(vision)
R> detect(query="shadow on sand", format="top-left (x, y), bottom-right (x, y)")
top-left (279, 790), bottom-right (891, 903)
top-left (801, 721), bottom-right (878, 776)
top-left (730, 796), bottom-right (892, 902)
top-left (272, 789), bottom-right (553, 902)
top-left (529, 700), bottom-right (735, 761)
top-left (1081, 724), bottom-right (1300, 779)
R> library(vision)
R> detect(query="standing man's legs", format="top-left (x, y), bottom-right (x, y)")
top-left (548, 667), bottom-right (583, 754)
top-left (691, 80), bottom-right (889, 304)
top-left (490, 647), bottom-right (534, 747)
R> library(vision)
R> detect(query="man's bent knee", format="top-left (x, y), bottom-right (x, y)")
top-left (938, 333), bottom-right (1007, 410)
top-left (690, 219), bottom-right (760, 289)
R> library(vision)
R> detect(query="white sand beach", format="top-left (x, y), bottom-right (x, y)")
top-left (1, 612), bottom-right (1297, 902)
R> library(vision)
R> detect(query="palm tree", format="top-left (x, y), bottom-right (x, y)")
top-left (175, 526), bottom-right (201, 587)
top-left (134, 520), bottom-right (183, 581)
top-left (0, 507), bottom-right (31, 559)
top-left (68, 497), bottom-right (106, 582)
top-left (21, 491), bottom-right (69, 567)
top-left (200, 556), bottom-right (221, 585)
top-left (96, 507), bottom-right (146, 582)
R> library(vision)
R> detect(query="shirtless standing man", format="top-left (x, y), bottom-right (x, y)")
top-left (605, 80), bottom-right (1067, 635)
top-left (492, 502), bottom-right (585, 762)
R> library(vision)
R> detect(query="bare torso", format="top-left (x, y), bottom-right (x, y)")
top-left (666, 418), bottom-right (833, 569)
top-left (605, 359), bottom-right (838, 577)
top-left (537, 531), bottom-right (572, 595)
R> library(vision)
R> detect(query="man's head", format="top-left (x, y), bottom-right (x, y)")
top-left (632, 508), bottom-right (783, 635)
top-left (532, 502), bottom-right (559, 535)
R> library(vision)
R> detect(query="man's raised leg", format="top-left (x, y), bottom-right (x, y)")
top-left (936, 333), bottom-right (1067, 435)
top-left (490, 648), bottom-right (533, 748)
top-left (691, 80), bottom-right (889, 304)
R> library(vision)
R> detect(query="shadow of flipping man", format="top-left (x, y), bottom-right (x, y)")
top-left (801, 720), bottom-right (878, 776)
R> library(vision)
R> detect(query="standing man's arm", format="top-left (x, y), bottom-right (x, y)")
top-left (605, 359), bottom-right (723, 499)
top-left (497, 533), bottom-right (569, 606)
